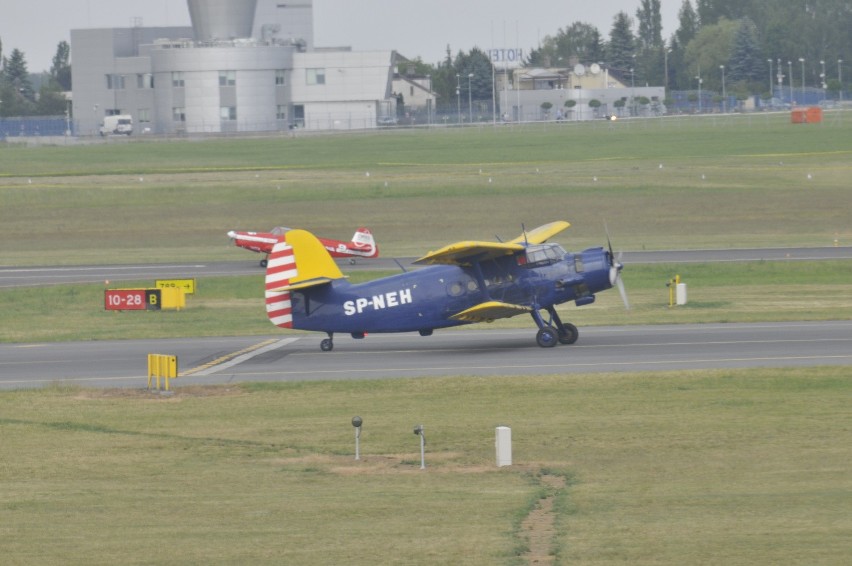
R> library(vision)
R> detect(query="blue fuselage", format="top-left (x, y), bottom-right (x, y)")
top-left (290, 247), bottom-right (612, 334)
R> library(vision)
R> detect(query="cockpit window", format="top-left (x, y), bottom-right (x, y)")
top-left (523, 244), bottom-right (566, 267)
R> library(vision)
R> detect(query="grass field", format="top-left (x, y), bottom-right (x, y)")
top-left (1, 115), bottom-right (851, 564)
top-left (1, 370), bottom-right (850, 564)
top-left (2, 260), bottom-right (852, 342)
top-left (1, 113), bottom-right (851, 265)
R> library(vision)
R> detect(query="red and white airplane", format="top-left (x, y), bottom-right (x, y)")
top-left (227, 226), bottom-right (378, 266)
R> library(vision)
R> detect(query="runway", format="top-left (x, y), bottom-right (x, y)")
top-left (3, 321), bottom-right (851, 390)
top-left (3, 246), bottom-right (852, 288)
top-left (3, 248), bottom-right (851, 390)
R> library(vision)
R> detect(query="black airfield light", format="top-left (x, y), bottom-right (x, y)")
top-left (352, 416), bottom-right (362, 460)
top-left (413, 425), bottom-right (426, 469)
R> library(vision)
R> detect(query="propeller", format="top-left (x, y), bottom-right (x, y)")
top-left (605, 223), bottom-right (630, 310)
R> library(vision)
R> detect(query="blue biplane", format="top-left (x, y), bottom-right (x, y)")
top-left (264, 221), bottom-right (627, 350)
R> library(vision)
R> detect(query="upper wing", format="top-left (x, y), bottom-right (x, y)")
top-left (450, 301), bottom-right (532, 323)
top-left (413, 221), bottom-right (571, 266)
top-left (413, 241), bottom-right (524, 266)
top-left (508, 221), bottom-right (571, 245)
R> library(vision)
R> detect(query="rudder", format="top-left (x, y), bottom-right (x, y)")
top-left (265, 229), bottom-right (345, 329)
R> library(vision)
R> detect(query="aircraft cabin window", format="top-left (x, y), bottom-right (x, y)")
top-left (524, 244), bottom-right (565, 267)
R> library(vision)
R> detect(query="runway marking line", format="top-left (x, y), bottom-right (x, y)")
top-left (182, 338), bottom-right (300, 377)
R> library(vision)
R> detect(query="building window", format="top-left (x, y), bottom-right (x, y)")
top-left (106, 74), bottom-right (125, 90)
top-left (138, 109), bottom-right (151, 123)
top-left (275, 70), bottom-right (286, 85)
top-left (173, 107), bottom-right (186, 122)
top-left (172, 72), bottom-right (185, 87)
top-left (220, 106), bottom-right (237, 121)
top-left (306, 68), bottom-right (325, 85)
top-left (219, 70), bottom-right (236, 87)
top-left (276, 105), bottom-right (287, 120)
top-left (137, 74), bottom-right (153, 89)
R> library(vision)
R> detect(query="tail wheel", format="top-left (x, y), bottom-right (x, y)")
top-left (320, 338), bottom-right (334, 352)
top-left (260, 258), bottom-right (268, 268)
top-left (536, 326), bottom-right (559, 348)
top-left (558, 323), bottom-right (579, 345)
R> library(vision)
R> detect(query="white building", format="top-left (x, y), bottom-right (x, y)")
top-left (497, 63), bottom-right (665, 121)
top-left (70, 0), bottom-right (399, 135)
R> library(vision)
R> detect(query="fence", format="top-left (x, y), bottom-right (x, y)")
top-left (0, 116), bottom-right (73, 139)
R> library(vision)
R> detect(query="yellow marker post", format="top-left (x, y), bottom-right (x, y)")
top-left (667, 275), bottom-right (681, 307)
top-left (147, 354), bottom-right (179, 391)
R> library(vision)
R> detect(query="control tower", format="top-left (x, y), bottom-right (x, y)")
top-left (187, 0), bottom-right (259, 41)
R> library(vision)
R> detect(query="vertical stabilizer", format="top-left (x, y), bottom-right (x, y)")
top-left (265, 229), bottom-right (345, 329)
top-left (265, 241), bottom-right (295, 328)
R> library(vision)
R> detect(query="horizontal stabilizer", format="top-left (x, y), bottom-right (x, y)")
top-left (284, 229), bottom-right (345, 284)
top-left (413, 241), bottom-right (523, 266)
top-left (508, 221), bottom-right (571, 245)
top-left (268, 277), bottom-right (337, 293)
top-left (450, 301), bottom-right (532, 323)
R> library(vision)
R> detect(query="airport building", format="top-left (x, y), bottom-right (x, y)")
top-left (70, 0), bottom-right (402, 135)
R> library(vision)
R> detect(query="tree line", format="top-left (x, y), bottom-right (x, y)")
top-left (0, 38), bottom-right (71, 117)
top-left (2, 1), bottom-right (849, 118)
top-left (405, 0), bottom-right (850, 110)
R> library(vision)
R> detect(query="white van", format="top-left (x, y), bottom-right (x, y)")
top-left (99, 115), bottom-right (133, 136)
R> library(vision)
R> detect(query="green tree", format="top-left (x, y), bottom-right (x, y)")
top-left (527, 22), bottom-right (604, 67)
top-left (50, 40), bottom-right (72, 91)
top-left (667, 1), bottom-right (699, 89)
top-left (727, 17), bottom-right (763, 84)
top-left (696, 0), bottom-right (748, 26)
top-left (636, 0), bottom-right (663, 50)
top-left (607, 12), bottom-right (636, 75)
top-left (684, 18), bottom-right (740, 91)
top-left (1, 48), bottom-right (35, 115)
top-left (35, 83), bottom-right (68, 115)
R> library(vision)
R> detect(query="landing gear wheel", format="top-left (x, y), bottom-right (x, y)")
top-left (558, 323), bottom-right (579, 345)
top-left (320, 338), bottom-right (334, 352)
top-left (536, 326), bottom-right (559, 348)
top-left (260, 258), bottom-right (268, 268)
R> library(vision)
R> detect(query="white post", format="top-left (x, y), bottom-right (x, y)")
top-left (676, 282), bottom-right (688, 306)
top-left (496, 426), bottom-right (512, 467)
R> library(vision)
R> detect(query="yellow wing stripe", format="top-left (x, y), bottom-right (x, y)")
top-left (450, 301), bottom-right (532, 323)
top-left (413, 221), bottom-right (571, 266)
top-left (413, 241), bottom-right (523, 265)
top-left (508, 221), bottom-right (571, 244)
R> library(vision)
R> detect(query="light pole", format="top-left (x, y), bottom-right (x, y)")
top-left (820, 60), bottom-right (826, 101)
top-left (839, 59), bottom-right (844, 102)
top-left (695, 72), bottom-right (702, 113)
top-left (788, 60), bottom-right (793, 104)
top-left (631, 54), bottom-right (636, 116)
top-left (630, 67), bottom-right (635, 116)
top-left (768, 58), bottom-right (773, 97)
top-left (467, 73), bottom-right (473, 123)
top-left (799, 57), bottom-right (805, 105)
top-left (720, 65), bottom-right (726, 112)
top-left (664, 47), bottom-right (671, 93)
top-left (777, 58), bottom-right (784, 102)
top-left (455, 73), bottom-right (461, 124)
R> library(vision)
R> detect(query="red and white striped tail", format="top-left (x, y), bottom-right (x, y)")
top-left (265, 240), bottom-right (297, 329)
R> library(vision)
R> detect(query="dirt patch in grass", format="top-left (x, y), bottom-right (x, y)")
top-left (73, 384), bottom-right (247, 400)
top-left (521, 473), bottom-right (567, 565)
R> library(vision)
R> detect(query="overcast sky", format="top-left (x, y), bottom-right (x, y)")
top-left (2, 0), bottom-right (681, 73)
